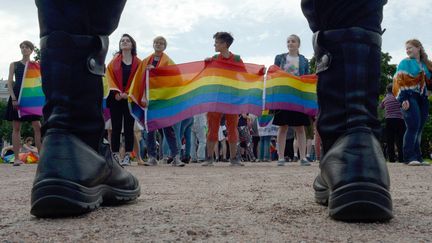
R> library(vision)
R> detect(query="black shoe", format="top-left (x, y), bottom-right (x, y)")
top-left (30, 132), bottom-right (140, 218)
top-left (181, 155), bottom-right (191, 163)
top-left (314, 129), bottom-right (393, 222)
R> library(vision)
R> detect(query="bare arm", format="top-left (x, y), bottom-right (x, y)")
top-left (7, 62), bottom-right (16, 100)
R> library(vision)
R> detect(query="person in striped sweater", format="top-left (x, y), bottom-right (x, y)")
top-left (380, 84), bottom-right (405, 163)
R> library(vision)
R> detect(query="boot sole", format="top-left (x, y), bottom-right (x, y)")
top-left (315, 182), bottom-right (393, 222)
top-left (31, 178), bottom-right (140, 218)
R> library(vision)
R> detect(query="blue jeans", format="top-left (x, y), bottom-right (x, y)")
top-left (180, 118), bottom-right (193, 158)
top-left (149, 126), bottom-right (178, 158)
top-left (402, 93), bottom-right (429, 162)
top-left (259, 136), bottom-right (271, 160)
top-left (164, 119), bottom-right (193, 158)
top-left (162, 123), bottom-right (180, 158)
top-left (191, 125), bottom-right (207, 161)
top-left (140, 130), bottom-right (148, 159)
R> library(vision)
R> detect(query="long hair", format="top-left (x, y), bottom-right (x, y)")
top-left (117, 33), bottom-right (137, 56)
top-left (406, 39), bottom-right (432, 72)
top-left (288, 34), bottom-right (301, 55)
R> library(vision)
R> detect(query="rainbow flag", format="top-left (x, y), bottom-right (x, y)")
top-left (18, 61), bottom-right (44, 118)
top-left (258, 110), bottom-right (274, 127)
top-left (265, 65), bottom-right (318, 116)
top-left (138, 60), bottom-right (265, 131)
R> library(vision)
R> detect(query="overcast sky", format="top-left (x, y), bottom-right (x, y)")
top-left (0, 0), bottom-right (431, 80)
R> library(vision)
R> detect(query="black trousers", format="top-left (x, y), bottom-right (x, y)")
top-left (109, 99), bottom-right (135, 152)
top-left (36, 0), bottom-right (126, 37)
top-left (301, 0), bottom-right (386, 33)
top-left (385, 118), bottom-right (405, 162)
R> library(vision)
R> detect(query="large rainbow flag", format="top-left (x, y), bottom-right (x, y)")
top-left (133, 60), bottom-right (265, 131)
top-left (17, 61), bottom-right (44, 118)
top-left (265, 65), bottom-right (317, 116)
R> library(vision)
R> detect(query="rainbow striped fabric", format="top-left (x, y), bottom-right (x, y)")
top-left (139, 60), bottom-right (265, 131)
top-left (265, 65), bottom-right (317, 116)
top-left (130, 61), bottom-right (317, 131)
top-left (18, 61), bottom-right (44, 118)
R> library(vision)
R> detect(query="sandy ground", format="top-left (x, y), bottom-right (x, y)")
top-left (0, 162), bottom-right (431, 242)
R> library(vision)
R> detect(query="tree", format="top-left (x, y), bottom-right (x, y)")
top-left (0, 101), bottom-right (36, 144)
top-left (33, 46), bottom-right (41, 62)
top-left (380, 52), bottom-right (397, 95)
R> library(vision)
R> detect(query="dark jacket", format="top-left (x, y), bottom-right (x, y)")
top-left (274, 53), bottom-right (309, 75)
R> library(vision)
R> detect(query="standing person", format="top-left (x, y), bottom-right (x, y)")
top-left (178, 118), bottom-right (193, 163)
top-left (202, 32), bottom-right (244, 166)
top-left (106, 34), bottom-right (141, 166)
top-left (31, 0), bottom-right (140, 218)
top-left (131, 36), bottom-right (185, 167)
top-left (393, 39), bottom-right (432, 166)
top-left (4, 41), bottom-right (42, 166)
top-left (273, 34), bottom-right (311, 166)
top-left (380, 84), bottom-right (405, 163)
top-left (190, 113), bottom-right (207, 163)
top-left (301, 0), bottom-right (393, 221)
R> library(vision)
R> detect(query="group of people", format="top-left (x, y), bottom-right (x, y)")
top-left (100, 32), bottom-right (321, 167)
top-left (380, 39), bottom-right (432, 166)
top-left (7, 37), bottom-right (431, 169)
top-left (4, 0), bottom-right (429, 222)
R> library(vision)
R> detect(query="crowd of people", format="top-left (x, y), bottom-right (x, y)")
top-left (4, 36), bottom-right (431, 168)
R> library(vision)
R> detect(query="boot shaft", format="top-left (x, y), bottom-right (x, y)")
top-left (314, 27), bottom-right (382, 153)
top-left (40, 32), bottom-right (107, 150)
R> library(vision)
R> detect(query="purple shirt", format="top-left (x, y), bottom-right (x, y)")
top-left (380, 93), bottom-right (403, 119)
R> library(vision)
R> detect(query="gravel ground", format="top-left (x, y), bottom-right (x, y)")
top-left (0, 162), bottom-right (431, 242)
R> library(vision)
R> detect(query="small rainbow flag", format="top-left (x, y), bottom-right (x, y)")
top-left (258, 110), bottom-right (274, 127)
top-left (265, 65), bottom-right (317, 116)
top-left (137, 60), bottom-right (265, 131)
top-left (18, 61), bottom-right (44, 118)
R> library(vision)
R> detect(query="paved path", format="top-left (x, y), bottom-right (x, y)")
top-left (0, 162), bottom-right (431, 242)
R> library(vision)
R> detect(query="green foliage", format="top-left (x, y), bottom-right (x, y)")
top-left (420, 98), bottom-right (432, 158)
top-left (0, 101), bottom-right (36, 144)
top-left (309, 56), bottom-right (316, 74)
top-left (380, 52), bottom-right (397, 95)
top-left (33, 46), bottom-right (41, 62)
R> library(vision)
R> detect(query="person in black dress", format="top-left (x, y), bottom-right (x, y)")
top-left (4, 41), bottom-right (41, 166)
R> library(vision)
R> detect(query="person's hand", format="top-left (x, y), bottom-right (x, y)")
top-left (402, 100), bottom-right (410, 110)
top-left (141, 96), bottom-right (148, 108)
top-left (12, 100), bottom-right (18, 110)
top-left (115, 93), bottom-right (122, 101)
top-left (146, 64), bottom-right (155, 70)
top-left (121, 93), bottom-right (128, 100)
top-left (204, 57), bottom-right (212, 62)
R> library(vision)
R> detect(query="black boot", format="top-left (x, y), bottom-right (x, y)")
top-left (30, 31), bottom-right (140, 218)
top-left (312, 27), bottom-right (393, 221)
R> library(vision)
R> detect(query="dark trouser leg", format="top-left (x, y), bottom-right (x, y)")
top-left (110, 101), bottom-right (123, 152)
top-left (122, 102), bottom-right (135, 152)
top-left (386, 119), bottom-right (397, 162)
top-left (32, 0), bottom-right (140, 218)
top-left (396, 119), bottom-right (406, 162)
top-left (302, 0), bottom-right (392, 221)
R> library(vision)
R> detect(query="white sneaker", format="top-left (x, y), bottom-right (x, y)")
top-left (277, 159), bottom-right (285, 166)
top-left (408, 161), bottom-right (422, 166)
top-left (121, 153), bottom-right (132, 166)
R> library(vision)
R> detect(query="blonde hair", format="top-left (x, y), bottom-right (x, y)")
top-left (406, 39), bottom-right (432, 71)
top-left (153, 36), bottom-right (167, 47)
top-left (287, 34), bottom-right (301, 55)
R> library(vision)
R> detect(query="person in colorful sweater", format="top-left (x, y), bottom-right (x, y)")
top-left (392, 39), bottom-right (432, 166)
